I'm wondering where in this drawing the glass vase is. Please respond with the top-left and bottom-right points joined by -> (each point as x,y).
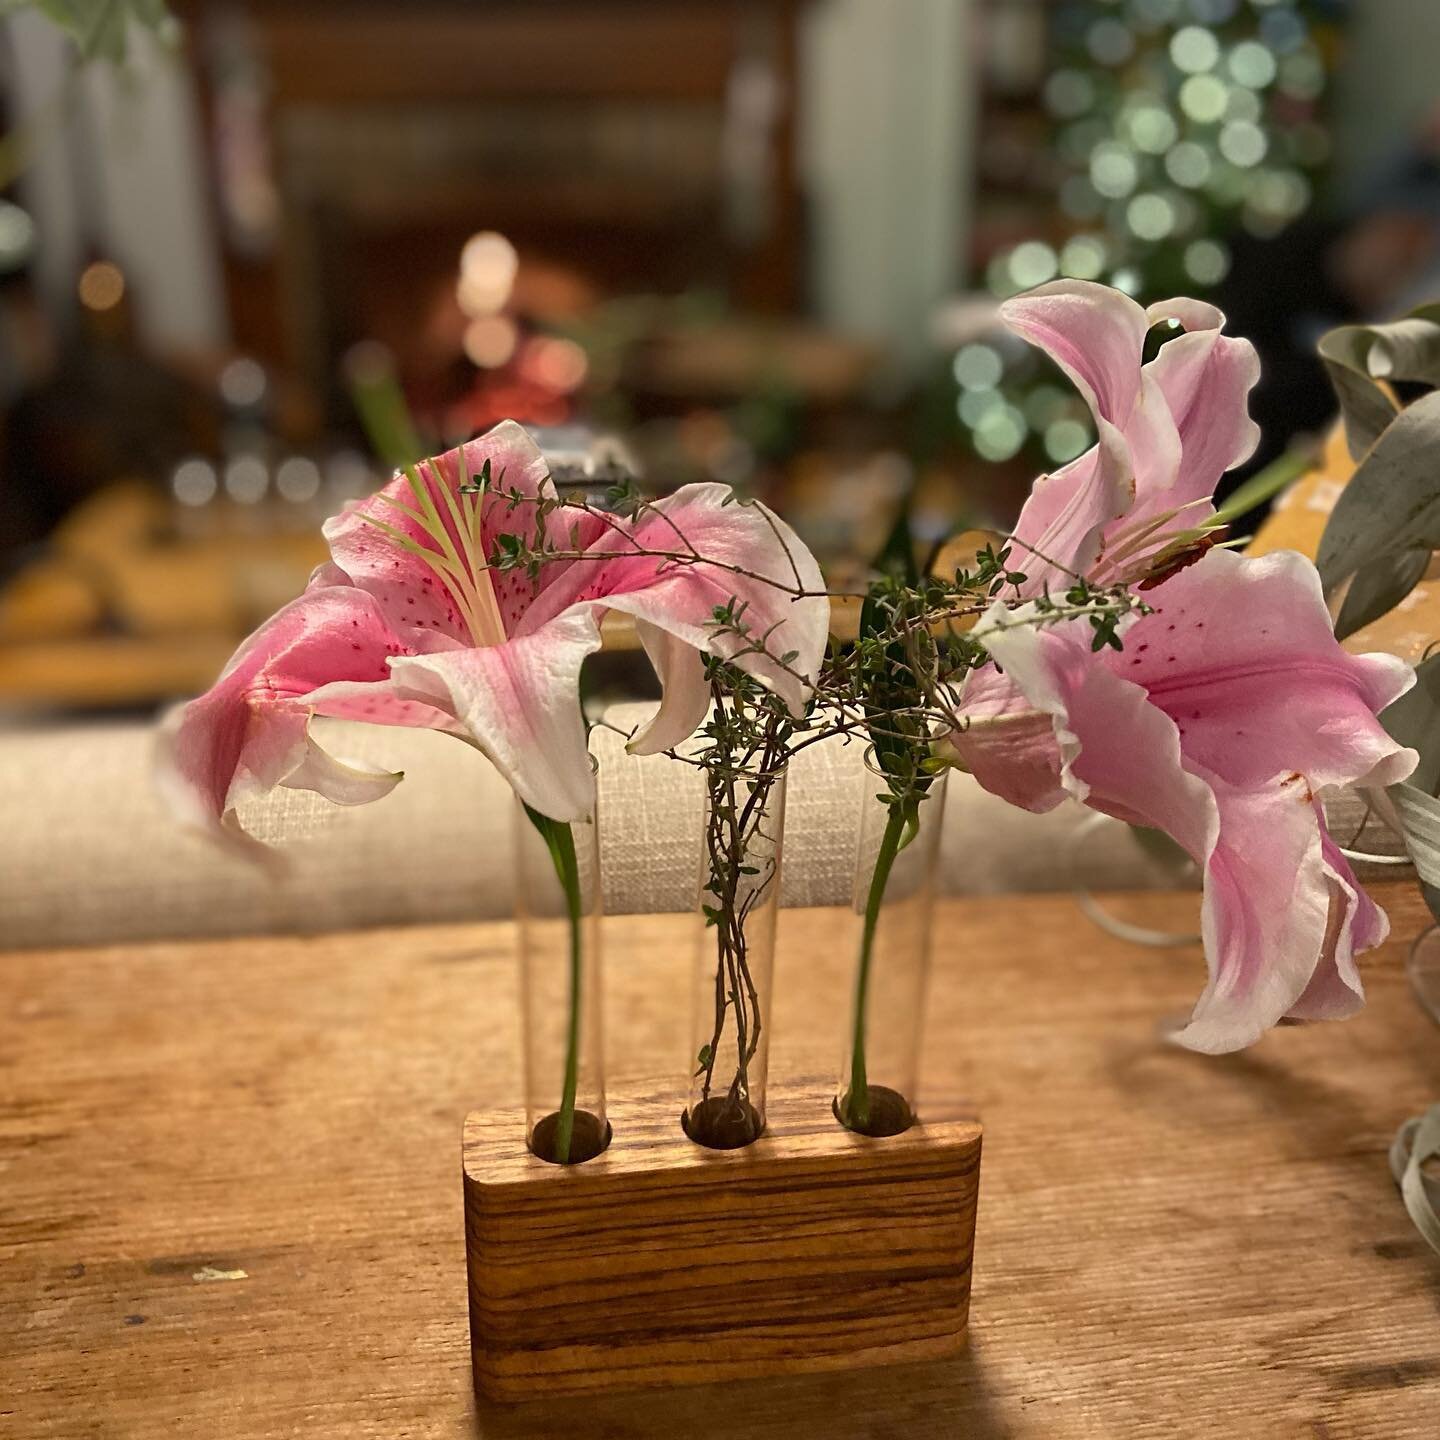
685,766 -> 787,1150
836,765 -> 948,1137
515,788 -> 608,1164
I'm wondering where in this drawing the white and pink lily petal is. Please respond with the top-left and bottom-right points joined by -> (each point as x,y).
319,423 -> 826,820
999,280 -> 1260,593
948,548 -> 1415,1052
154,584 -> 435,860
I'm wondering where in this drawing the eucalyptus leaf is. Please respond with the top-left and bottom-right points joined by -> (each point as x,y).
1381,651 -> 1440,786
1316,390 -> 1440,593
1386,782 -> 1440,890
1390,1107 -> 1440,1258
1332,546 -> 1430,640
1318,323 -> 1401,461
1371,649 -> 1440,921
1365,304 -> 1440,386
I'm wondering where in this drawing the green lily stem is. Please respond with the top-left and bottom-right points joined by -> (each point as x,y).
524,806 -> 585,1165
846,804 -> 908,1133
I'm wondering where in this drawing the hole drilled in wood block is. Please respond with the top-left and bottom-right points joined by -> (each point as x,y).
462,1081 -> 982,1401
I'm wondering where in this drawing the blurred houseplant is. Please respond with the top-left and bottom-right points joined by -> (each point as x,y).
1266,300 -> 1440,1253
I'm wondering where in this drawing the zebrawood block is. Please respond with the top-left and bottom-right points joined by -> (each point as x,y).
462,1082 -> 982,1401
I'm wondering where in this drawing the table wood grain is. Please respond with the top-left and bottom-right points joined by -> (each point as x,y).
4,889 -> 1440,1438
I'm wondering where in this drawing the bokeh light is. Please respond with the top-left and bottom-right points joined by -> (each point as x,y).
1060,234 -> 1108,280
1091,142 -> 1140,198
1009,240 -> 1060,289
1219,120 -> 1268,168
1179,74 -> 1228,123
219,357 -> 266,409
0,201 -> 35,272
172,458 -> 218,507
1128,104 -> 1179,154
1164,140 -> 1213,188
973,404 -> 1028,461
953,343 -> 1005,390
275,456 -> 322,504
224,455 -> 268,505
463,315 -> 519,369
78,261 -> 125,312
957,387 -> 1003,428
457,231 -> 518,318
1170,26 -> 1221,74
1183,238 -> 1231,285
1227,40 -> 1277,89
1126,193 -> 1177,241
1044,418 -> 1091,465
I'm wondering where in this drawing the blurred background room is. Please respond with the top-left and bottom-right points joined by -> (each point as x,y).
2,0 -> 1439,940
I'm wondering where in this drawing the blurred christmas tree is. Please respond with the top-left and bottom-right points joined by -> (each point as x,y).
954,0 -> 1344,471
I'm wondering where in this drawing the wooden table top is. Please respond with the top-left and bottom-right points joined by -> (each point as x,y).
5,889 -> 1440,1438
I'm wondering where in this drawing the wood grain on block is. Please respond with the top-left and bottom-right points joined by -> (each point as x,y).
462,1083 -> 982,1400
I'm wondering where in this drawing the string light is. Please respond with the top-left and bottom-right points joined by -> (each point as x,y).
1091,142 -> 1140,198
973,405 -> 1028,462
276,456 -> 322,503
1220,120 -> 1268,168
1126,193 -> 1177,241
1170,26 -> 1221,74
958,387 -> 1003,428
1179,74 -> 1228,123
1009,241 -> 1060,289
1165,140 -> 1213,188
0,201 -> 34,272
172,458 -> 217,507
1184,238 -> 1231,285
1060,234 -> 1108,280
953,344 -> 1005,390
224,455 -> 268,504
1228,40 -> 1277,88
1128,105 -> 1179,154
1045,418 -> 1091,464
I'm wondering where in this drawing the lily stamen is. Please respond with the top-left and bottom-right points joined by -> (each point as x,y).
362,460 -> 508,647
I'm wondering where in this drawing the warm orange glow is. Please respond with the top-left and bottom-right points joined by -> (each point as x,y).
78,261 -> 125,312
463,315 -> 518,369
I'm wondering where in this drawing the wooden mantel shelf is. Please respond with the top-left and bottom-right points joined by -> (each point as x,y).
3,888 -> 1439,1436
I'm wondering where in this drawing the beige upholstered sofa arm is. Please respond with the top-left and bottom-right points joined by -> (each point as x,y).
0,706 -> 1181,951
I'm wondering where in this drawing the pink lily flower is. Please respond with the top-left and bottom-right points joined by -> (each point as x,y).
1000,278 -> 1260,594
158,421 -> 826,849
948,283 -> 1416,1052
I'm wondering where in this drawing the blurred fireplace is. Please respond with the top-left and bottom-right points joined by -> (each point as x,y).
180,0 -> 805,409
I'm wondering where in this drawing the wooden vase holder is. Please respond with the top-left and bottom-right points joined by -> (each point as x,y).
461,1081 -> 982,1401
